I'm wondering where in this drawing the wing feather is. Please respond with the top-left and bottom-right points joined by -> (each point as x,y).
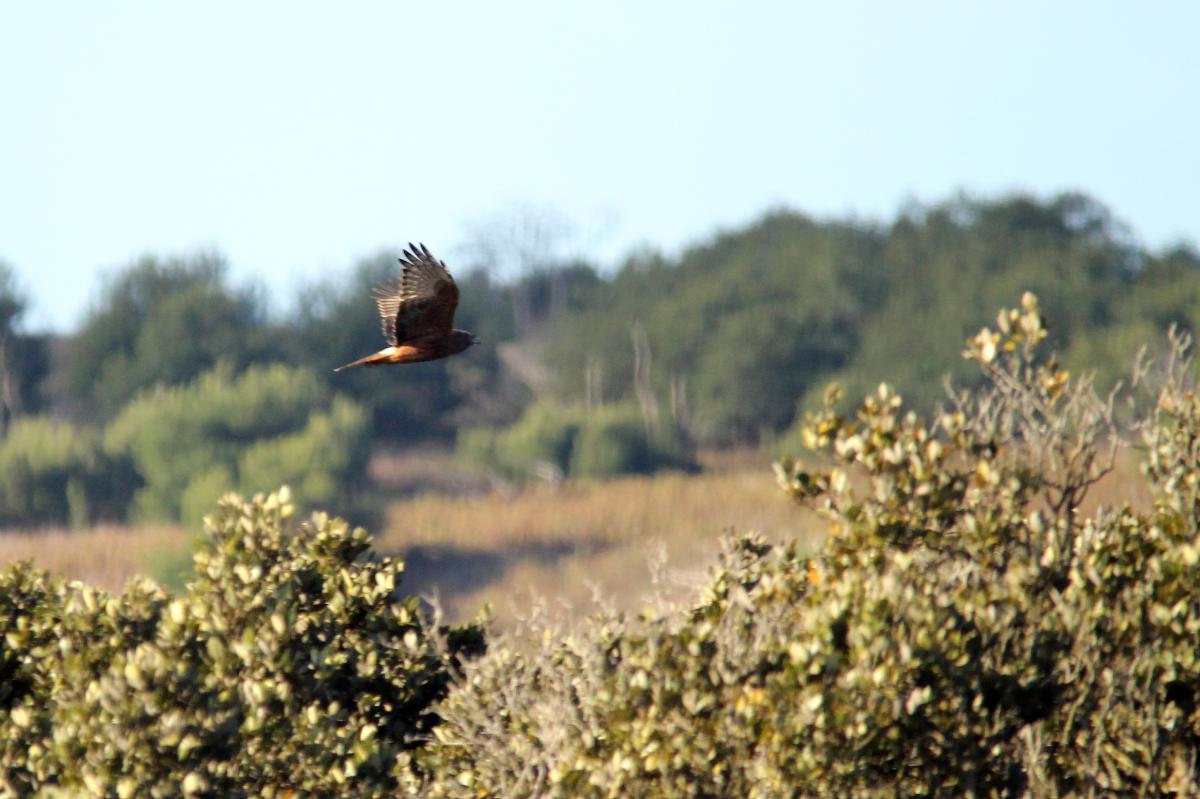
372,243 -> 459,345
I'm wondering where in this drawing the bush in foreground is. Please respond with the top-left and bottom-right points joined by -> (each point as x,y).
0,487 -> 483,797
416,294 -> 1200,797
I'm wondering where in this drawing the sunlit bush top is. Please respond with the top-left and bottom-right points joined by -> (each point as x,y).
0,487 -> 484,797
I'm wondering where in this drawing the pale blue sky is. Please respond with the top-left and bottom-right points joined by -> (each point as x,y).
2,2 -> 1197,331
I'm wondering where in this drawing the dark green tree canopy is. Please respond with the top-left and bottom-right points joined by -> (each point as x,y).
60,252 -> 268,419
0,262 -> 49,430
538,192 -> 1200,442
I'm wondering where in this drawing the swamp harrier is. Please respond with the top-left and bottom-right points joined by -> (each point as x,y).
334,243 -> 478,372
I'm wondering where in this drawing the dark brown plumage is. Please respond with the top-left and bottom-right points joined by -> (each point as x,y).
334,243 -> 478,372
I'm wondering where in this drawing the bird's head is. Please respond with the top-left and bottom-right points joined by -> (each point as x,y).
448,329 -> 480,355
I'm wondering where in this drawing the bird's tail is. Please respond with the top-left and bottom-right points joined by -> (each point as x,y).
333,350 -> 391,372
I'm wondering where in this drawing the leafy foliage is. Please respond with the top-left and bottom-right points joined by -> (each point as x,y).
544,194 -> 1200,442
0,416 -> 134,527
414,295 -> 1200,797
0,262 -> 49,429
457,401 -> 693,482
457,402 -> 578,481
59,253 -> 269,419
542,214 -> 876,441
0,488 -> 485,797
104,363 -> 369,523
567,405 -> 671,479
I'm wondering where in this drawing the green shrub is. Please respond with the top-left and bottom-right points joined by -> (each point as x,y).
454,427 -> 501,476
416,533 -> 815,799
0,487 -> 485,797
416,294 -> 1200,797
567,406 -> 649,478
458,401 -> 693,481
59,252 -> 270,419
0,416 -> 135,527
497,402 -> 581,479
569,404 -> 693,479
104,362 -> 369,523
179,465 -> 235,530
236,397 -> 369,507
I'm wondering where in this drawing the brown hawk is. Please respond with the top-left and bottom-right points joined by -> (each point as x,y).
334,243 -> 478,372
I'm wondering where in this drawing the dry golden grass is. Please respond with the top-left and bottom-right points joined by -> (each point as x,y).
370,448 -> 1157,626
1083,448 -> 1155,514
377,468 -> 822,624
0,449 -> 1154,627
0,467 -> 818,625
381,469 -> 809,549
368,447 -> 493,496
0,523 -> 190,592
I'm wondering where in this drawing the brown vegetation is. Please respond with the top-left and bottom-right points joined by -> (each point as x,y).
0,523 -> 188,592
380,466 -> 818,623
0,463 -> 817,624
0,446 -> 1152,625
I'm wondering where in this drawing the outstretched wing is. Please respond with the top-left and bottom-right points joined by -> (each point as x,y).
372,243 -> 459,345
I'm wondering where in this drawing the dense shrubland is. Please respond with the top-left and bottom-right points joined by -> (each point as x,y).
3,192 -> 1200,517
416,295 -> 1200,797
5,295 -> 1200,795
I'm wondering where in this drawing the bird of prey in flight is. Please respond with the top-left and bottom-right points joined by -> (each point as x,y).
334,243 -> 478,372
